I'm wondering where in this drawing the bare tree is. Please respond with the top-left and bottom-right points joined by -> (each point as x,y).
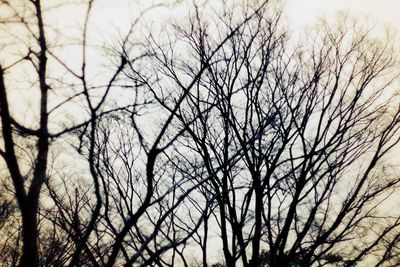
159,7 -> 400,267
1,1 -> 400,267
0,0 -> 139,265
0,0 -> 269,266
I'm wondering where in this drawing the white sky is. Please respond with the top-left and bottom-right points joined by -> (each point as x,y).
286,0 -> 400,30
2,0 -> 399,141
2,0 -> 400,151
95,0 -> 400,32
55,0 -> 400,38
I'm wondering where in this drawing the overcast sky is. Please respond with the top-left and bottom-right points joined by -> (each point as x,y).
286,0 -> 400,30
40,0 -> 400,54
3,0 -> 400,130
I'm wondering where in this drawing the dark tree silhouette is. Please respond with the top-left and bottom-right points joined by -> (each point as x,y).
0,0 -> 144,265
154,7 -> 400,267
1,1 -> 400,267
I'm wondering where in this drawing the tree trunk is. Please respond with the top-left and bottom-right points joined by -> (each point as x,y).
19,203 -> 39,267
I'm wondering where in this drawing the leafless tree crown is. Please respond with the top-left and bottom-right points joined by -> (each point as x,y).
0,1 -> 400,266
